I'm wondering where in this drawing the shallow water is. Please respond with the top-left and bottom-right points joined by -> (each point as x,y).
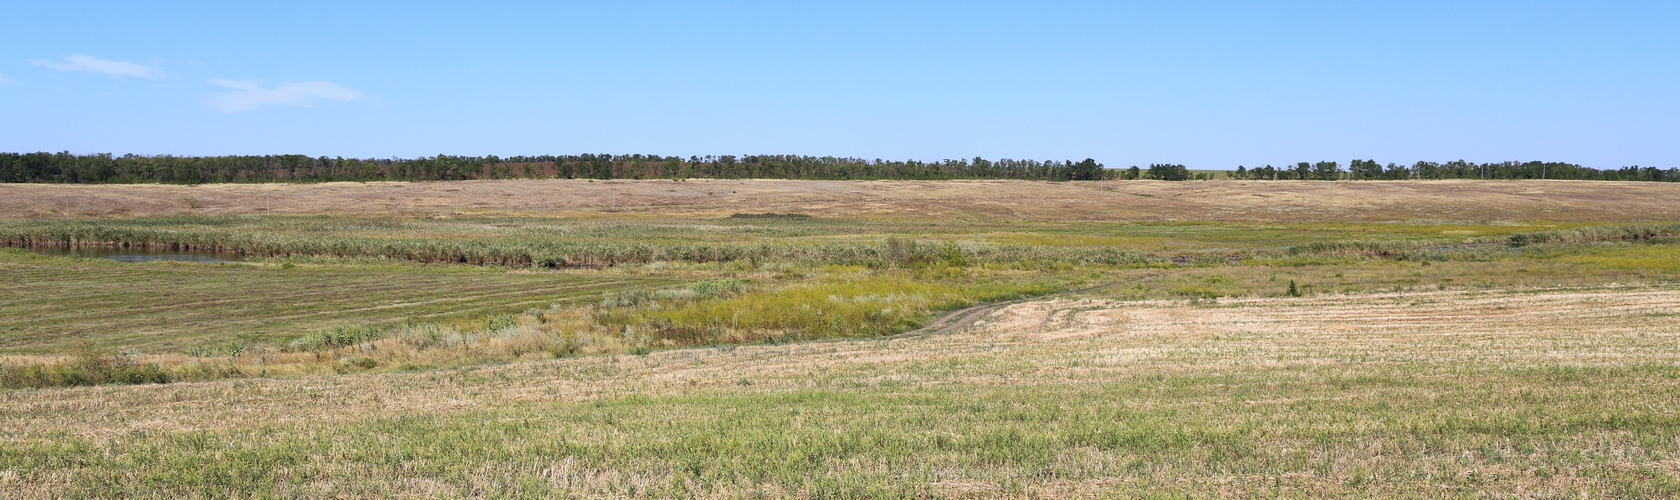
21,246 -> 245,263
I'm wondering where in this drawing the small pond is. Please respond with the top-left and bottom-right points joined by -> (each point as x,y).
20,246 -> 245,263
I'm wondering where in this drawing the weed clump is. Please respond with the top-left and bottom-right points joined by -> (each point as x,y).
0,344 -> 172,389
287,325 -> 390,351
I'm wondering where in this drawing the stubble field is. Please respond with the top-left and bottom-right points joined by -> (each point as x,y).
4,285 -> 1677,497
5,178 -> 1680,222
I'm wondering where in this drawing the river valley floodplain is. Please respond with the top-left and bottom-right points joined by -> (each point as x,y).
2,179 -> 1678,497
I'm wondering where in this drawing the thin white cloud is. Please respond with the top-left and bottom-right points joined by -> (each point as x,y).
208,79 -> 364,113
29,54 -> 162,79
0,72 -> 14,84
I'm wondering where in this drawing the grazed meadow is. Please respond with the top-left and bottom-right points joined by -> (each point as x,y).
2,179 -> 1679,497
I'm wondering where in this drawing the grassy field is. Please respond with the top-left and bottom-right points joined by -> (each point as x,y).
0,249 -> 677,354
3,179 -> 1679,497
4,214 -> 1671,360
2,285 -> 1676,497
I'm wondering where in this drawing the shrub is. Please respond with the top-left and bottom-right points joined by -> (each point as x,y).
287,325 -> 389,351
0,345 -> 173,389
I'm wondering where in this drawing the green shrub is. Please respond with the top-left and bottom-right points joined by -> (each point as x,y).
0,345 -> 173,389
287,325 -> 389,351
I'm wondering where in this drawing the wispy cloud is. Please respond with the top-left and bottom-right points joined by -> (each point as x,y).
0,72 -> 14,84
29,54 -> 162,79
208,79 -> 364,113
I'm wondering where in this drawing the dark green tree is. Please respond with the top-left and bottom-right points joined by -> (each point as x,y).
1068,158 -> 1103,180
1146,163 -> 1190,181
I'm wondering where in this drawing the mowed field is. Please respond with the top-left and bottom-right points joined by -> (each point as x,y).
4,179 -> 1680,497
6,178 -> 1680,222
0,250 -> 673,353
3,285 -> 1676,497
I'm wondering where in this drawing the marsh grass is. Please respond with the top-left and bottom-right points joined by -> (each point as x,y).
0,343 -> 215,389
1509,222 -> 1680,246
0,216 -> 1162,268
3,216 -> 1614,270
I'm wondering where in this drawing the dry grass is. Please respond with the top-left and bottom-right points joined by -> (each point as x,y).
3,285 -> 1676,497
5,178 -> 1680,222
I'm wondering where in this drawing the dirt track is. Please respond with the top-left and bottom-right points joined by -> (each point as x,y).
4,178 -> 1679,222
904,278 -> 1154,338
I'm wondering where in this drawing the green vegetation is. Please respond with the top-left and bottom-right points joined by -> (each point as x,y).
0,216 -> 1631,270
4,216 -> 1679,389
0,216 -> 1161,268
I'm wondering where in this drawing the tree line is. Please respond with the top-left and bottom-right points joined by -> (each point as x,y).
1234,159 -> 1678,182
0,152 -> 1111,184
0,152 -> 1670,183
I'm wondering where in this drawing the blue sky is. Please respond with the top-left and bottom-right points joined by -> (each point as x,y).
2,1 -> 1675,169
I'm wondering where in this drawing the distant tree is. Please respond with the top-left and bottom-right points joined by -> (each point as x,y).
1312,161 -> 1342,180
1348,159 -> 1382,179
1292,162 -> 1312,180
1147,163 -> 1190,181
1068,158 -> 1103,181
1446,159 -> 1474,179
1383,162 -> 1410,180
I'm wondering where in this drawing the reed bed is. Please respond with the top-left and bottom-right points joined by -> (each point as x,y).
0,219 -> 1161,268
1508,222 -> 1680,246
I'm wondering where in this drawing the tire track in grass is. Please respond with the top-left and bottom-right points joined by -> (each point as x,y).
11,277 -> 650,335
901,274 -> 1162,338
6,280 -> 623,337
0,263 -> 483,308
238,278 -> 666,325
10,269 -> 628,321
1,258 -> 673,352
3,282 -> 655,353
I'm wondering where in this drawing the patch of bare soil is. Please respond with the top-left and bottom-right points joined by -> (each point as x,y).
3,179 -> 1678,222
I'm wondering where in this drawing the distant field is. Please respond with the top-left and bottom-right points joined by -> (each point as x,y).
0,249 -> 674,354
5,178 -> 1680,222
